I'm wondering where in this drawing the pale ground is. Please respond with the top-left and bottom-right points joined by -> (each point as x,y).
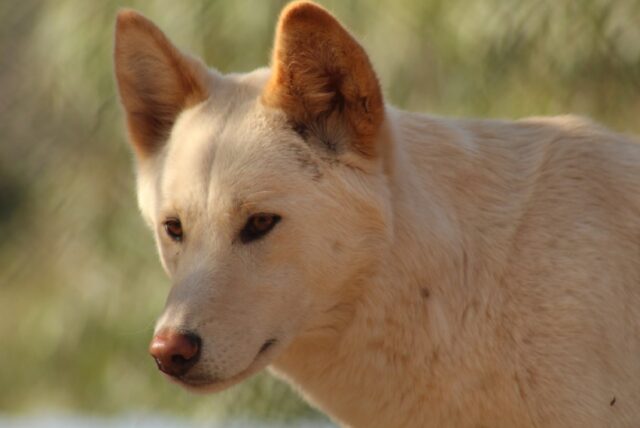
0,414 -> 336,428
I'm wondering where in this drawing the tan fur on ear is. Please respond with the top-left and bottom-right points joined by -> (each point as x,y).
263,1 -> 384,158
114,10 -> 209,158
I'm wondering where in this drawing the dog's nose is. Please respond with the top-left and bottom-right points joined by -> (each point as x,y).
149,329 -> 201,377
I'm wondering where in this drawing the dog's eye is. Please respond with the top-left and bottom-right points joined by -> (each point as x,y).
163,218 -> 183,242
240,213 -> 281,243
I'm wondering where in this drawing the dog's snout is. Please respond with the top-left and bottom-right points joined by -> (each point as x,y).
149,329 -> 201,377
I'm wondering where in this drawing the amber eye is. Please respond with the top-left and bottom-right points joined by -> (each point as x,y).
240,213 -> 281,243
163,218 -> 183,242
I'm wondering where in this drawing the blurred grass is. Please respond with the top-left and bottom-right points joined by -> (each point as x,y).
1,0 -> 639,423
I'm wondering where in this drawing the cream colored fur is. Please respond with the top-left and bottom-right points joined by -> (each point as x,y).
115,3 -> 640,428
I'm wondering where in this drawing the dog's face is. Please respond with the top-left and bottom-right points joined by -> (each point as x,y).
115,1 -> 389,391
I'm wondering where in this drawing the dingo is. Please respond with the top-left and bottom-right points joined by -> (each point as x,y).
114,2 -> 640,427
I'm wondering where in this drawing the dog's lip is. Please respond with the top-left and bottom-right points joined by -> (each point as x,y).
174,338 -> 280,392
258,338 -> 277,354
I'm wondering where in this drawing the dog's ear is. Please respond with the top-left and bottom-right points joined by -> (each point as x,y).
114,10 -> 209,158
263,1 -> 384,158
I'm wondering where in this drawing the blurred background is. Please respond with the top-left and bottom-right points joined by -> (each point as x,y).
1,0 -> 639,426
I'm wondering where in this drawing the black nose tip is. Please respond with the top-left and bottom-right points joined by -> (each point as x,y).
149,329 -> 202,377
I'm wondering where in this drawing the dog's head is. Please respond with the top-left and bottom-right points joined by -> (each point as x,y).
114,1 -> 391,391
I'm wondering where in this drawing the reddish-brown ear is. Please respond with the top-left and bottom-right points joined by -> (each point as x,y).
114,10 -> 209,158
263,1 -> 384,158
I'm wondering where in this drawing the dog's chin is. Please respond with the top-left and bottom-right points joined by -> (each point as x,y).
169,339 -> 281,394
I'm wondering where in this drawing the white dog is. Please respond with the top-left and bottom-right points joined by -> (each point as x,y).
114,2 -> 640,427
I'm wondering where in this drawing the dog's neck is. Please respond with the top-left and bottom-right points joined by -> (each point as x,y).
270,109 -> 525,427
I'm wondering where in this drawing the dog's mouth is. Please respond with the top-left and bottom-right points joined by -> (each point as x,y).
258,338 -> 277,354
171,338 -> 280,393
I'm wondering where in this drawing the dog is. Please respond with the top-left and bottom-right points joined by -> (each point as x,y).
114,2 -> 640,427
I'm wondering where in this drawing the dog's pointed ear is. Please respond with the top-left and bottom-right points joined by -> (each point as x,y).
114,10 -> 209,158
263,1 -> 384,158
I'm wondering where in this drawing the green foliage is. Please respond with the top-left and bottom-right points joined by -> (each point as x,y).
1,0 -> 639,422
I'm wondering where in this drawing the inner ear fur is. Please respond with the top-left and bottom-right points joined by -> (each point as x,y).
263,1 -> 384,158
114,10 -> 209,158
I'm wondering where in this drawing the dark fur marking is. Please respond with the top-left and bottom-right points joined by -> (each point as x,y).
289,113 -> 346,159
420,287 -> 430,299
292,122 -> 309,140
